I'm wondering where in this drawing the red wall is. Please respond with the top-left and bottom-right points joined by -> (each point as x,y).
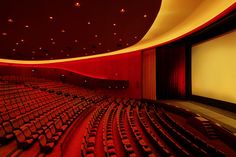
0,51 -> 142,98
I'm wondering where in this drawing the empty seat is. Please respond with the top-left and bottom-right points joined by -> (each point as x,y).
14,130 -> 34,149
0,125 -> 14,144
38,135 -> 55,153
45,128 -> 59,142
22,126 -> 39,140
55,119 -> 68,132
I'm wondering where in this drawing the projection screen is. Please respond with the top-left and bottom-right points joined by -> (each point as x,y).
192,29 -> 236,104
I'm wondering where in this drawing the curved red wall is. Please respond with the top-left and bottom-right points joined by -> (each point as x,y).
0,51 -> 142,98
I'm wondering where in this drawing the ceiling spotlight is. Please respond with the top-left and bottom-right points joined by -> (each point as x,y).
39,47 -> 42,50
87,21 -> 91,25
8,18 -> 14,23
98,42 -> 102,45
94,34 -> 98,38
25,25 -> 29,28
21,39 -> 24,42
74,40 -> 78,43
107,49 -> 110,52
16,42 -> 19,45
60,50 -> 64,53
66,54 -> 70,57
74,2 -> 80,7
49,16 -> 54,20
119,38 -> 122,41
134,36 -> 138,39
45,53 -> 48,56
144,14 -> 147,18
12,48 -> 16,52
83,47 -> 86,50
113,23 -> 116,26
50,57 -> 53,59
113,32 -> 117,35
120,8 -> 125,13
32,51 -> 35,54
126,43 -> 129,46
50,38 -> 54,41
61,29 -> 66,33
52,41 -> 56,45
2,32 -> 7,36
32,57 -> 35,59
92,51 -> 95,53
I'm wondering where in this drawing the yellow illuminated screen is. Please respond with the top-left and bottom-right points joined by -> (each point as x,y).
192,30 -> 236,104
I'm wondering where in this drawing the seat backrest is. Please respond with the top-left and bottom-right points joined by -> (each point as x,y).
28,123 -> 37,132
14,130 -> 26,143
22,115 -> 30,123
3,122 -> 13,133
0,125 -> 6,137
38,135 -> 47,146
22,127 -> 32,138
45,129 -> 52,139
10,119 -> 20,129
49,125 -> 56,134
1,112 -> 10,121
55,119 -> 61,130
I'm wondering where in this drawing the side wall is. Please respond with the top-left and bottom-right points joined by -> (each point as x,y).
142,48 -> 156,100
0,51 -> 142,98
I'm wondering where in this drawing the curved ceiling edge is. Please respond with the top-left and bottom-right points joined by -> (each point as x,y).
0,0 -> 235,64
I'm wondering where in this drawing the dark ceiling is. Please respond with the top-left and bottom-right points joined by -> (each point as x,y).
0,0 -> 161,60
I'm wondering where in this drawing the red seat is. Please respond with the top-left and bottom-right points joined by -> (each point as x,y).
0,125 -> 14,144
14,130 -> 34,149
38,135 -> 54,153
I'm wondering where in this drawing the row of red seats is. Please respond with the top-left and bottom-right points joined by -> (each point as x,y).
126,105 -> 154,156
81,101 -> 110,156
103,103 -> 118,156
116,104 -> 136,156
136,105 -> 173,157
152,106 -> 209,156
156,107 -> 226,157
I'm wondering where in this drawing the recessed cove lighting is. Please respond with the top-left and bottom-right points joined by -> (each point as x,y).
8,18 -> 14,23
120,8 -> 125,13
74,2 -> 80,7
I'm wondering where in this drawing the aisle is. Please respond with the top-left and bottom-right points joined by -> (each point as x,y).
62,111 -> 94,157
